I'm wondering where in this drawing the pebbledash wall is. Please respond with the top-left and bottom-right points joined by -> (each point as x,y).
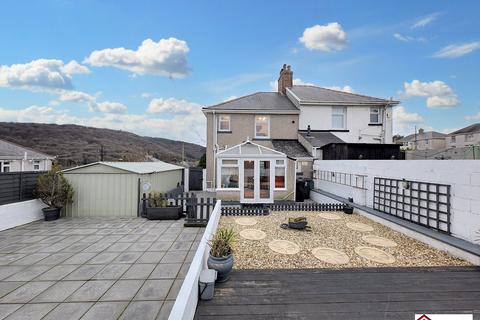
312,160 -> 480,244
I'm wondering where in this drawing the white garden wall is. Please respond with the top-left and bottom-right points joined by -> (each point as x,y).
313,160 -> 480,244
0,199 -> 46,231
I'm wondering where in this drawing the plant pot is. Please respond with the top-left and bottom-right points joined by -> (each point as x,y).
207,253 -> 234,283
343,206 -> 354,214
146,206 -> 182,220
42,207 -> 61,221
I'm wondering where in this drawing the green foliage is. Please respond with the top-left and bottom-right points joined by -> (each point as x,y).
198,153 -> 206,169
35,164 -> 74,208
209,228 -> 236,258
147,192 -> 169,207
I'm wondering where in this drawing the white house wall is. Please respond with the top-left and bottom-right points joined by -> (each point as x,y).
0,159 -> 51,172
312,160 -> 480,244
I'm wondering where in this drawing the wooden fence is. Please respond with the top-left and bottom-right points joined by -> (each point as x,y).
0,171 -> 45,205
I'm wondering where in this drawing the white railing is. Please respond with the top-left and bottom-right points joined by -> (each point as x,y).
168,200 -> 222,320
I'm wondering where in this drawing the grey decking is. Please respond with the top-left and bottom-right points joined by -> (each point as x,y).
195,267 -> 480,319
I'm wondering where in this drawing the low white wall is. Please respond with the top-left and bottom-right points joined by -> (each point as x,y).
169,200 -> 222,320
313,160 -> 480,244
0,199 -> 46,231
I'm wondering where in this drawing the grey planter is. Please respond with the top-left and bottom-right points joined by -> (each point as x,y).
207,253 -> 234,283
146,206 -> 182,220
42,207 -> 61,221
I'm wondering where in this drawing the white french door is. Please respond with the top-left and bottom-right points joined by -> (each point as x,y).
240,159 -> 273,203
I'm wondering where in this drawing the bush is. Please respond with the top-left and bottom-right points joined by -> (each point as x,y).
147,192 -> 169,207
35,164 -> 74,208
209,228 -> 236,258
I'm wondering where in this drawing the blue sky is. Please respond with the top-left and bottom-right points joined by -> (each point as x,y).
0,0 -> 479,145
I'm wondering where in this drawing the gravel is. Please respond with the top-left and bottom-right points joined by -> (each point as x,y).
219,210 -> 471,269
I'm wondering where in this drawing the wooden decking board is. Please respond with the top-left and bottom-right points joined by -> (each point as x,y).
195,267 -> 480,319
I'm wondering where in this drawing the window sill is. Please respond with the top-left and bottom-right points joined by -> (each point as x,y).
217,130 -> 232,134
368,123 -> 383,126
216,188 -> 240,191
253,137 -> 271,140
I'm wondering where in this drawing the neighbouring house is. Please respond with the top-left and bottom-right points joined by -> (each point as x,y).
400,129 -> 447,150
0,139 -> 54,172
62,161 -> 184,217
203,64 -> 399,204
446,123 -> 480,148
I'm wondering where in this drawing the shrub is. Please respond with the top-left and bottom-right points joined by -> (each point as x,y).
35,164 -> 74,208
147,192 -> 169,207
209,228 -> 236,257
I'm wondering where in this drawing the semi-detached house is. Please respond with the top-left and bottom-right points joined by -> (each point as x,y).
202,65 -> 399,204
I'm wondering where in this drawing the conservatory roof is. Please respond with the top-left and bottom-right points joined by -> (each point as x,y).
216,140 -> 286,158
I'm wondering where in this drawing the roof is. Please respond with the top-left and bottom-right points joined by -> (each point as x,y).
402,131 -> 447,142
271,140 -> 312,159
216,140 -> 285,158
450,123 -> 480,135
63,161 -> 184,174
203,92 -> 299,113
299,131 -> 345,148
288,85 -> 398,106
0,139 -> 54,160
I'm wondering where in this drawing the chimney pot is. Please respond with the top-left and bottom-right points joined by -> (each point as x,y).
277,64 -> 293,95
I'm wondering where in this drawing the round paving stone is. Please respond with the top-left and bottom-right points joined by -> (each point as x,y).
268,240 -> 300,255
354,246 -> 396,264
362,235 -> 397,248
346,222 -> 374,232
317,212 -> 342,220
240,229 -> 266,241
235,217 -> 257,226
312,247 -> 350,265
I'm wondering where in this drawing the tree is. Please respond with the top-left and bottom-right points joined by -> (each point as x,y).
198,153 -> 206,168
35,164 -> 74,209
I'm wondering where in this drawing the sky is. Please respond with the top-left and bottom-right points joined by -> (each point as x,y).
0,0 -> 479,146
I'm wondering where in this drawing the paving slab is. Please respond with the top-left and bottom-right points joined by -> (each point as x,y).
4,303 -> 57,320
80,302 -> 128,320
42,302 -> 93,320
66,280 -> 115,302
134,279 -> 173,301
100,280 -> 144,301
119,301 -> 162,320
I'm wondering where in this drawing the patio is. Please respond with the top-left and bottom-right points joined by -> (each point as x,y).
0,217 -> 203,320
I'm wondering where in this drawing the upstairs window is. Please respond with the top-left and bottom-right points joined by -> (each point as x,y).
255,116 -> 270,138
34,160 -> 40,171
466,134 -> 474,142
451,136 -> 456,143
332,107 -> 346,129
1,161 -> 10,173
370,107 -> 382,124
218,115 -> 231,132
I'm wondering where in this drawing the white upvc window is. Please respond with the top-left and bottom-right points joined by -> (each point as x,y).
218,115 -> 231,132
332,107 -> 346,129
1,161 -> 10,173
255,115 -> 270,138
466,134 -> 474,142
274,159 -> 286,190
219,159 -> 239,189
33,160 -> 40,171
451,136 -> 456,143
370,107 -> 382,124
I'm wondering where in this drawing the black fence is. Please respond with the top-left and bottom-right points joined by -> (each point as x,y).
373,177 -> 451,234
221,207 -> 270,216
321,143 -> 405,160
0,171 -> 45,205
269,202 -> 345,212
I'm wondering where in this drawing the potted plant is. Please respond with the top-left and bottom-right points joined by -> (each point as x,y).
207,228 -> 236,283
144,192 -> 182,220
343,204 -> 354,214
35,164 -> 74,221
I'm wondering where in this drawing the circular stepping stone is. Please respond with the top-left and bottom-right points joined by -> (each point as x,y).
354,246 -> 395,264
318,212 -> 341,220
312,247 -> 350,265
346,222 -> 374,232
362,235 -> 397,248
235,217 -> 257,226
268,240 -> 300,255
240,229 -> 266,241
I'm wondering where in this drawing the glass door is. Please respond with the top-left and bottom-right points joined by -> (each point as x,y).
241,160 -> 273,203
243,160 -> 255,202
259,160 -> 271,200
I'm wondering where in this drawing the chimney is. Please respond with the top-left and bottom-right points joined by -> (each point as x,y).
277,64 -> 293,95
418,128 -> 424,135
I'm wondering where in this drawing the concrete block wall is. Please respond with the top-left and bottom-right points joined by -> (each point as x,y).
313,160 -> 480,244
0,199 -> 46,231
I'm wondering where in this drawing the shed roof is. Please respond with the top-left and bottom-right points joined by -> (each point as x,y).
271,140 -> 312,159
63,161 -> 184,174
0,139 -> 54,160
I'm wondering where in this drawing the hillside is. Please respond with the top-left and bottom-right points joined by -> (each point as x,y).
0,122 -> 205,167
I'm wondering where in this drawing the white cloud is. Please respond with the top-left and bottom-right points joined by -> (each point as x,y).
269,78 -> 353,93
97,101 -> 127,113
57,90 -> 127,113
147,97 -> 202,115
403,80 -> 459,108
393,33 -> 426,43
412,12 -> 440,28
392,106 -> 424,135
84,38 -> 190,77
299,22 -> 347,51
433,42 -> 480,58
0,59 -> 90,92
465,112 -> 480,121
140,92 -> 155,98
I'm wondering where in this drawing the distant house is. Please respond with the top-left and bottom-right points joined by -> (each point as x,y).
400,129 -> 446,150
0,139 -> 54,172
446,123 -> 480,148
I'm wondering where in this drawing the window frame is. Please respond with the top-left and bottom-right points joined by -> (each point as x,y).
254,115 -> 270,139
218,115 -> 231,132
217,158 -> 240,190
369,107 -> 382,124
466,134 -> 474,142
451,136 -> 456,143
1,161 -> 10,173
33,160 -> 40,171
331,107 -> 347,129
274,159 -> 287,190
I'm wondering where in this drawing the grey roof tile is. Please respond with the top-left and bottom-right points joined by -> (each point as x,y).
0,139 -> 54,160
271,140 -> 312,158
203,92 -> 298,112
450,123 -> 480,135
298,131 -> 345,148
